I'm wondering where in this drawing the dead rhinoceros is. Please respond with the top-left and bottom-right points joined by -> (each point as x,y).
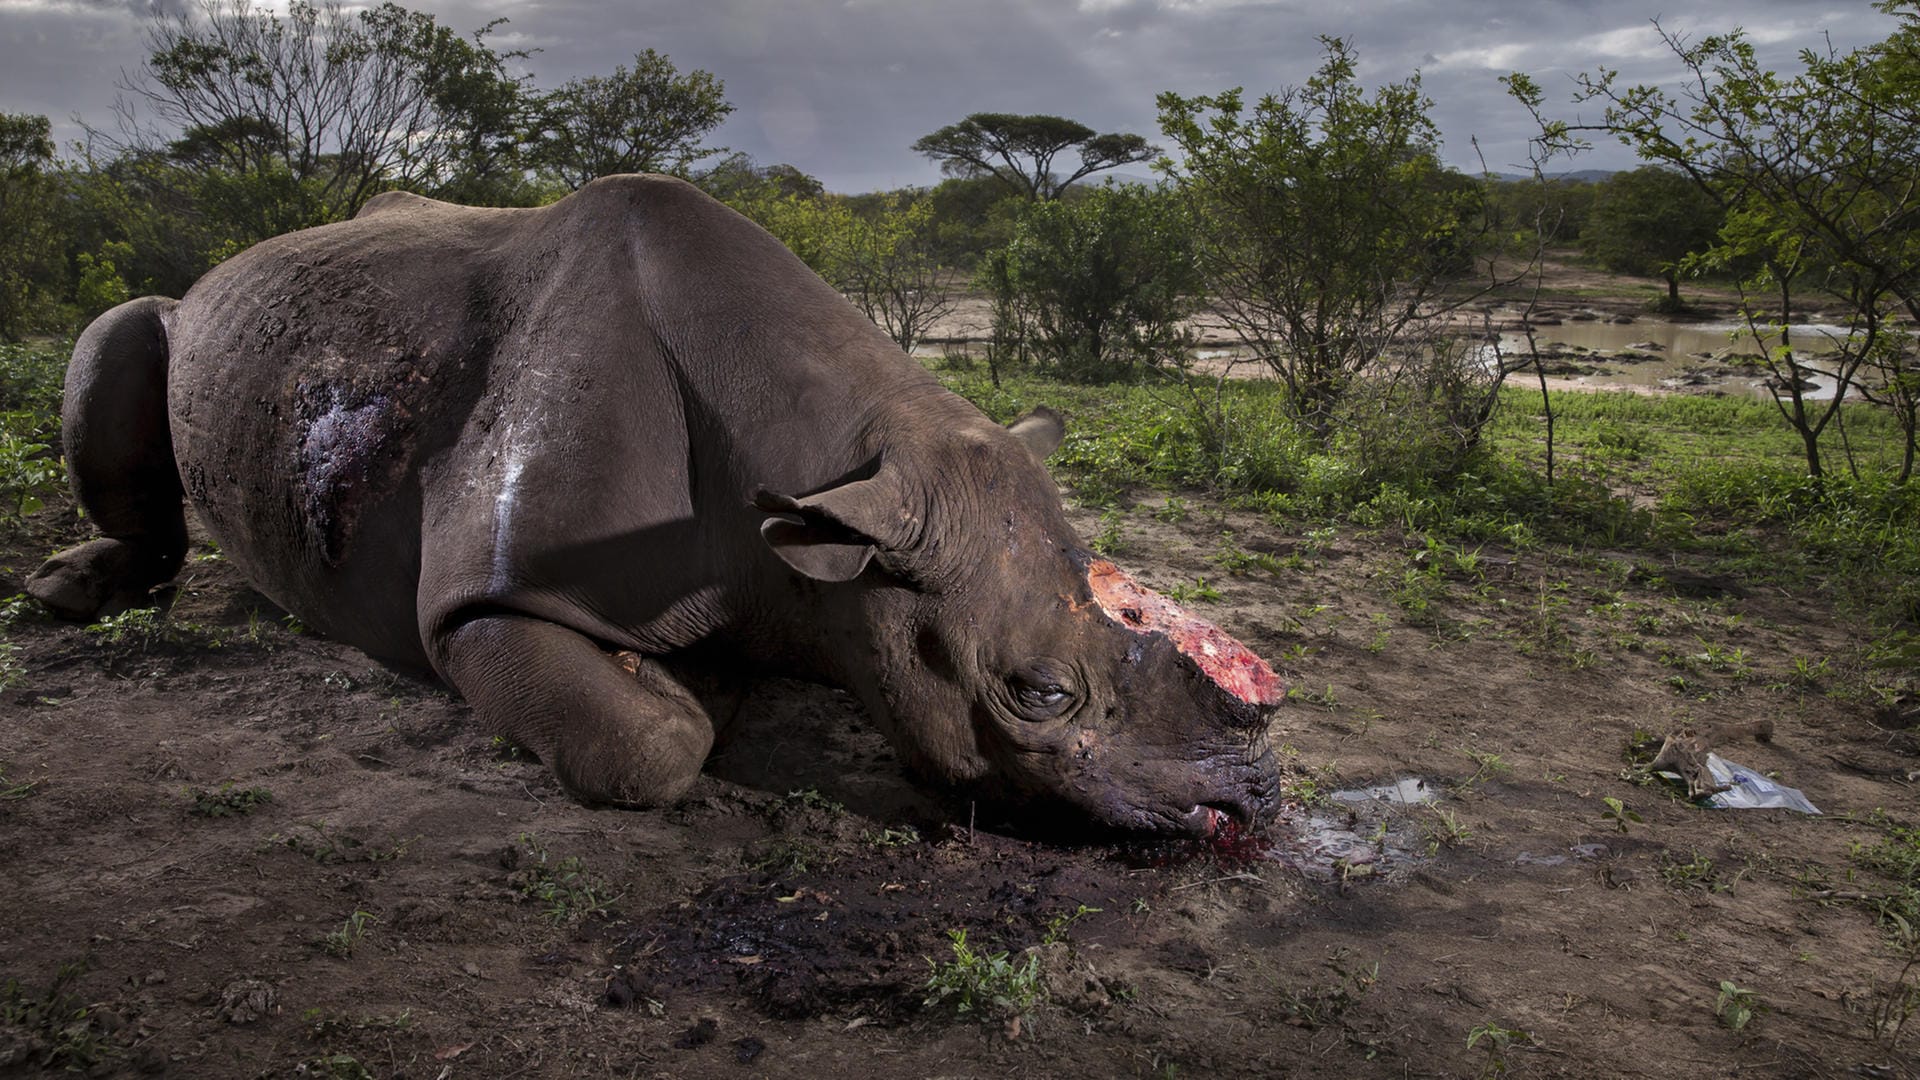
27,175 -> 1283,838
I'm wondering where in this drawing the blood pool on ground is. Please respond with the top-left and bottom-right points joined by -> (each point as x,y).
1081,558 -> 1284,706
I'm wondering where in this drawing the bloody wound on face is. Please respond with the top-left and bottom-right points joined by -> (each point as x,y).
1081,558 -> 1284,706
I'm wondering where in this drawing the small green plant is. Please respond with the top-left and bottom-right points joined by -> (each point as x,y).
1042,904 -> 1101,946
0,640 -> 22,693
1167,577 -> 1223,604
1516,578 -> 1575,658
1660,851 -> 1733,893
301,1007 -> 413,1040
1850,813 -> 1920,925
1091,509 -> 1127,555
783,787 -> 845,815
1364,612 -> 1392,653
319,911 -> 376,958
1787,654 -> 1831,687
1456,747 -> 1512,793
1693,638 -> 1752,678
1465,1022 -> 1532,1078
1277,948 -> 1378,1029
1621,727 -> 1664,773
749,837 -> 831,874
268,822 -> 414,864
922,929 -> 1044,1020
1715,980 -> 1760,1031
513,835 -> 620,924
83,608 -> 162,645
1282,775 -> 1328,807
1423,807 -> 1472,854
0,762 -> 38,801
1858,914 -> 1919,1050
1600,796 -> 1644,833
1287,682 -> 1340,709
0,592 -> 43,628
0,962 -> 115,1071
863,824 -> 922,847
1216,534 -> 1288,577
187,783 -> 273,818
1389,563 -> 1446,624
0,431 -> 63,520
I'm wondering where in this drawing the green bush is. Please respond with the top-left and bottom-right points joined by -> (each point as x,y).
989,183 -> 1202,382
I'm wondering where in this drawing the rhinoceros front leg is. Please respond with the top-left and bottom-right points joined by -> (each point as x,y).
435,614 -> 715,806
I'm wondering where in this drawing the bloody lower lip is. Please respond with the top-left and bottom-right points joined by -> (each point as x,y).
1198,805 -> 1226,837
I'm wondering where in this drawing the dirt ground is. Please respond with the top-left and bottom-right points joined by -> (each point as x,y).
3,460 -> 1917,1078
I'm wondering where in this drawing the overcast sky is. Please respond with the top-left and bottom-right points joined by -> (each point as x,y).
0,0 -> 1900,192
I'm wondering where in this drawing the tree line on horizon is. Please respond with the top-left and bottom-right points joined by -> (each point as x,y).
1,0 -> 1917,486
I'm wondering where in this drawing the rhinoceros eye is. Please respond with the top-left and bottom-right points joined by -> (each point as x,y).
1009,665 -> 1077,719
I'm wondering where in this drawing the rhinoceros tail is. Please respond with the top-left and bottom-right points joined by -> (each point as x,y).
24,297 -> 188,619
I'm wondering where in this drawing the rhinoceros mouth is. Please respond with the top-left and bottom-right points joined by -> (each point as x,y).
1130,798 -> 1259,840
1185,805 -> 1230,838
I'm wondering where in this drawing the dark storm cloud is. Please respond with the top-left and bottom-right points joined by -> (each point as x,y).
0,0 -> 1901,189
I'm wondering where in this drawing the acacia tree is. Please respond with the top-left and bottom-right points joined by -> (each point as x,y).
1510,1 -> 1920,482
121,0 -> 530,235
912,113 -> 1155,201
530,49 -> 732,189
1157,38 -> 1490,444
1581,166 -> 1722,310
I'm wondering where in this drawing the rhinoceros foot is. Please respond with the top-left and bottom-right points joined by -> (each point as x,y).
26,538 -> 165,620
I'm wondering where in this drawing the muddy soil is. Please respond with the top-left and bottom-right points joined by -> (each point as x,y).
4,479 -> 1917,1079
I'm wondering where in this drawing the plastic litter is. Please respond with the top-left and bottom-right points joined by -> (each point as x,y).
1695,753 -> 1821,814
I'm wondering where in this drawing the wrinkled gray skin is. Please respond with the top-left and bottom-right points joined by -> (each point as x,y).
27,175 -> 1280,838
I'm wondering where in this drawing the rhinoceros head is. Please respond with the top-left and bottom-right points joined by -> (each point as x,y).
755,407 -> 1283,839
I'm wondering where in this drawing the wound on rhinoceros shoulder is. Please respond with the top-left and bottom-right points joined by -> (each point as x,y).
1079,555 -> 1284,706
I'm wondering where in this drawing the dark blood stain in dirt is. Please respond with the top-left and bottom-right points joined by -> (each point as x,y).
603,831 -> 1146,1020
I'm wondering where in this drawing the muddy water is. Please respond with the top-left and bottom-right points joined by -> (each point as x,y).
1499,312 -> 1852,400
1257,780 -> 1440,883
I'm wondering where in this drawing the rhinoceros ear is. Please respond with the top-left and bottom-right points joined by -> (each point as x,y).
1006,406 -> 1065,462
752,470 -> 920,583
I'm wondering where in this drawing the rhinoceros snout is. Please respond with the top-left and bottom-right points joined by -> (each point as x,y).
1186,745 -> 1282,834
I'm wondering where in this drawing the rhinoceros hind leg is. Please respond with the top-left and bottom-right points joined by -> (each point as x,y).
436,614 -> 715,806
27,296 -> 186,619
